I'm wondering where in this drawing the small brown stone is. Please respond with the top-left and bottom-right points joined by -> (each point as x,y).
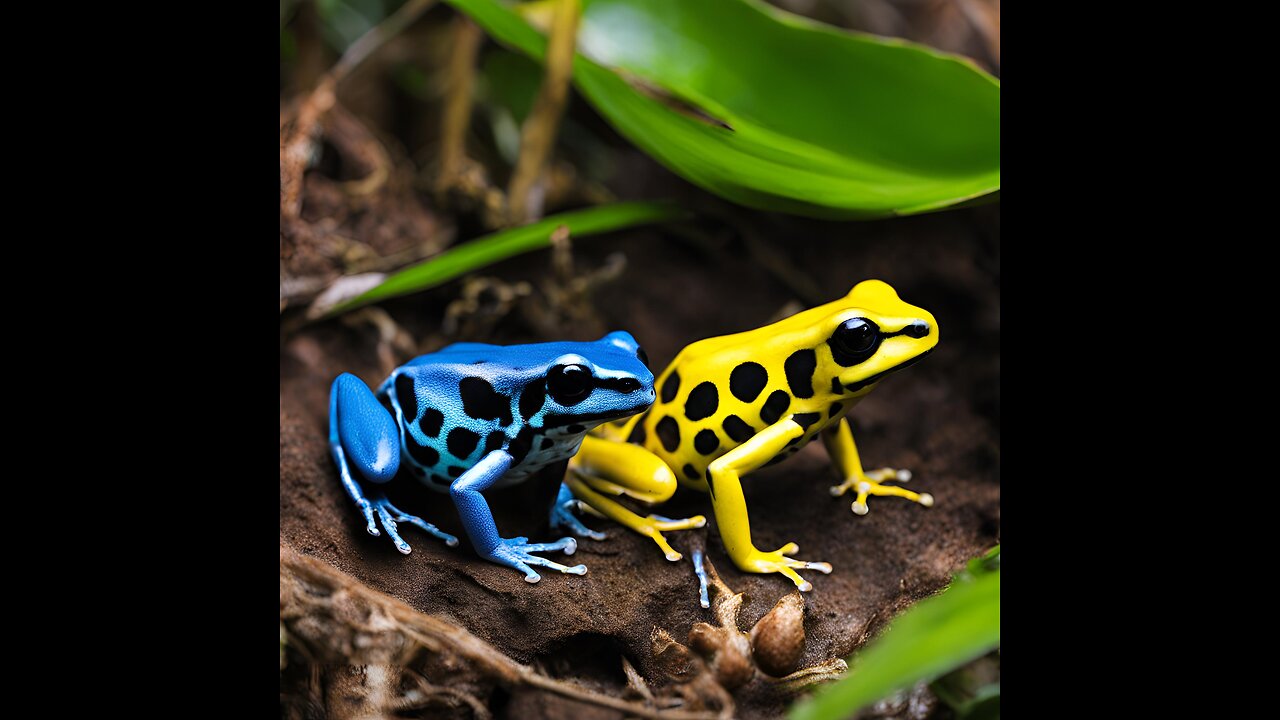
750,592 -> 805,677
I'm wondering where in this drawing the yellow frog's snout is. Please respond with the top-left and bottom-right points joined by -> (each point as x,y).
907,314 -> 939,349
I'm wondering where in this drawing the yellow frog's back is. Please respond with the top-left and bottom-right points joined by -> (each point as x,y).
609,280 -> 938,489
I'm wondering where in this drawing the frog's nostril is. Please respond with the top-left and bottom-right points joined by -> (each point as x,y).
904,321 -> 930,339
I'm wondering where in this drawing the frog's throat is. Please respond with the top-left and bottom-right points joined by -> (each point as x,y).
541,404 -> 654,428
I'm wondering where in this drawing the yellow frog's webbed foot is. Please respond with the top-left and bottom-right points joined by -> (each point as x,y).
565,474 -> 705,561
620,508 -> 708,562
829,467 -> 933,516
738,542 -> 833,592
641,512 -> 708,561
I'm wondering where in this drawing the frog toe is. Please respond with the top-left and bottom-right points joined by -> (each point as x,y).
784,558 -> 833,574
356,500 -> 380,537
519,537 -> 578,555
779,568 -> 812,592
773,561 -> 830,592
488,537 -> 589,581
647,513 -> 707,531
511,560 -> 541,584
369,495 -> 458,551
523,554 -> 588,576
692,548 -> 712,608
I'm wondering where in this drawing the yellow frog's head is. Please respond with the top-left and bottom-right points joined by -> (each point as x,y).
770,279 -> 939,402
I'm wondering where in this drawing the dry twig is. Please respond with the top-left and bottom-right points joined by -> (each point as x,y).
281,543 -> 724,719
521,225 -> 626,337
281,0 -> 438,218
505,0 -> 580,224
434,15 -> 501,217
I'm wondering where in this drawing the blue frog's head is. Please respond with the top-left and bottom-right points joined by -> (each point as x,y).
426,331 -> 656,439
532,330 -> 656,431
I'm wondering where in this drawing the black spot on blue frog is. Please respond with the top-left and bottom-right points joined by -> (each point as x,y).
328,331 -> 655,583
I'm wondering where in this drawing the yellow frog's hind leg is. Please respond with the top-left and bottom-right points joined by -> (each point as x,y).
563,434 -> 707,561
823,418 -> 933,515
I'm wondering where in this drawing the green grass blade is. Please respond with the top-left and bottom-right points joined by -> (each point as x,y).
326,201 -> 686,317
790,567 -> 1001,720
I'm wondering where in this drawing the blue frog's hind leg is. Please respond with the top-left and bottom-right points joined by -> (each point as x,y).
329,372 -> 457,553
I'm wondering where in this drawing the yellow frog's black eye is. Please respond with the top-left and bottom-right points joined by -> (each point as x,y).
830,318 -> 881,366
548,364 -> 593,405
636,347 -> 650,369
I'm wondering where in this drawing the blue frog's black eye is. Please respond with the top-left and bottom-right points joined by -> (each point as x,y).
830,317 -> 881,366
548,364 -> 593,405
636,346 -> 650,369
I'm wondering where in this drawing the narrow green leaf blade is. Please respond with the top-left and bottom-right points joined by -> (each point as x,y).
790,569 -> 1001,720
327,201 -> 685,316
445,0 -> 999,219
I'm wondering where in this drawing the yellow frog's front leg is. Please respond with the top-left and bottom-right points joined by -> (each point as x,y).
823,418 -> 933,515
707,417 -> 833,591
567,435 -> 707,561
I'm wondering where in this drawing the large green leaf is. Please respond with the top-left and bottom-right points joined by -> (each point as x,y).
326,201 -> 685,316
789,555 -> 1001,720
445,0 -> 999,219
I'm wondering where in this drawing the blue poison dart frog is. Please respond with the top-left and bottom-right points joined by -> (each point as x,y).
328,332 -> 657,583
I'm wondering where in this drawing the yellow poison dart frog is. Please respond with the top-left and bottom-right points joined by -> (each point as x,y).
557,280 -> 939,595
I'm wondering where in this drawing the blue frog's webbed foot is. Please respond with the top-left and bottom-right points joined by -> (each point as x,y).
452,452 -> 587,583
369,494 -> 459,554
486,536 -> 587,583
549,483 -> 607,541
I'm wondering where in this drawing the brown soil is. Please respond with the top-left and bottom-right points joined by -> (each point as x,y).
280,196 -> 1000,718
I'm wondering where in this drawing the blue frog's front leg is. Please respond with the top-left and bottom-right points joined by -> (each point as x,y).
451,451 -> 587,583
329,373 -> 458,552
